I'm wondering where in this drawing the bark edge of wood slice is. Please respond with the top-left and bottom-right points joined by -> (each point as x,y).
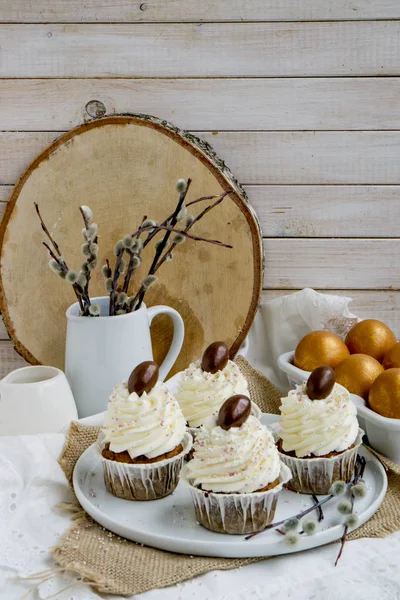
0,114 -> 263,377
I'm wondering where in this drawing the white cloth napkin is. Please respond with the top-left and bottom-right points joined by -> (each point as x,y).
246,288 -> 359,393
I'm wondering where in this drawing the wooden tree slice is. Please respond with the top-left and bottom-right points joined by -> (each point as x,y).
0,115 -> 262,376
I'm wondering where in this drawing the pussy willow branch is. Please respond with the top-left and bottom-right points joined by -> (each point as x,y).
43,245 -> 84,313
37,205 -> 90,312
187,190 -> 232,229
43,242 -> 63,268
151,178 -> 191,268
121,215 -> 147,295
137,216 -> 147,238
247,456 -> 367,548
109,249 -> 124,316
79,206 -> 97,305
155,191 -> 232,272
142,191 -> 232,244
334,496 -> 355,567
135,224 -> 232,248
34,203 -> 62,258
135,179 -> 192,309
186,193 -> 227,207
139,190 -> 231,252
143,194 -> 224,248
143,214 -> 170,248
141,190 -> 215,249
312,494 -> 324,522
129,283 -> 146,310
122,250 -> 137,295
335,456 -> 366,566
246,494 -> 335,541
40,217 -> 85,312
128,190 -> 233,304
79,206 -> 90,231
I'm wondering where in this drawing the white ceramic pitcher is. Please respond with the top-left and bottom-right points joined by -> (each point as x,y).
65,297 -> 184,418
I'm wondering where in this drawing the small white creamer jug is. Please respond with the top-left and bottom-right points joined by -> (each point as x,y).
0,365 -> 78,435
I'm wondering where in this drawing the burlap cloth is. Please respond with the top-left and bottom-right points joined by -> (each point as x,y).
53,356 -> 400,596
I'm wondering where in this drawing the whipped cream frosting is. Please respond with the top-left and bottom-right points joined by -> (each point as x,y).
186,415 -> 281,493
103,381 -> 186,460
279,382 -> 358,458
175,360 -> 249,428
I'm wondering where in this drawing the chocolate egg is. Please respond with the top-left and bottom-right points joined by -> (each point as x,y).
306,366 -> 335,400
128,361 -> 159,396
217,395 -> 251,430
201,341 -> 229,374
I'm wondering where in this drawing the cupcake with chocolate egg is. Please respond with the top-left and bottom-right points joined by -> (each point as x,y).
97,361 -> 192,501
176,341 -> 260,432
276,366 -> 363,495
185,395 -> 291,534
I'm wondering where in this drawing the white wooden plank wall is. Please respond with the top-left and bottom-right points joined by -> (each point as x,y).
0,1 -> 399,374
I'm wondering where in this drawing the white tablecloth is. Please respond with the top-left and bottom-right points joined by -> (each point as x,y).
2,290 -> 400,599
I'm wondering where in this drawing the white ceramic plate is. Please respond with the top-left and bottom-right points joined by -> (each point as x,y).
73,414 -> 387,558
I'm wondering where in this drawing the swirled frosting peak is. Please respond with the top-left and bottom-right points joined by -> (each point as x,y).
175,360 -> 249,428
186,415 -> 280,493
279,382 -> 358,458
103,381 -> 186,459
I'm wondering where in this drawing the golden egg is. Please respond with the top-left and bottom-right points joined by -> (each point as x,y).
294,330 -> 350,372
345,319 -> 397,362
383,342 -> 400,370
369,368 -> 400,419
334,354 -> 384,400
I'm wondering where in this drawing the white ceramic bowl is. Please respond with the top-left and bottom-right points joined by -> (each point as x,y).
351,395 -> 400,464
277,351 -> 309,388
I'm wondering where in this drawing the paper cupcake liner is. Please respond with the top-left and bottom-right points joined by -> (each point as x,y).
277,429 -> 364,495
187,463 -> 292,534
96,431 -> 192,501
